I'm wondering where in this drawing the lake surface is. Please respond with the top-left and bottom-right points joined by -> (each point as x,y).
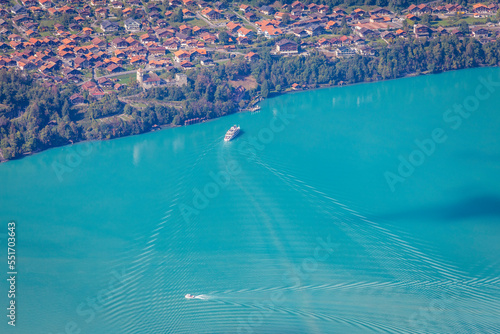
1,67 -> 500,333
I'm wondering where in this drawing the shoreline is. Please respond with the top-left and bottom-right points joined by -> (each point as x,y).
1,65 -> 496,164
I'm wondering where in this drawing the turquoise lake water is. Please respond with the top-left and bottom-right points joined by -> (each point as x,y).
1,67 -> 500,333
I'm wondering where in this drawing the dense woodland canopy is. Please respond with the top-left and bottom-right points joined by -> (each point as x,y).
250,36 -> 500,94
1,36 -> 500,160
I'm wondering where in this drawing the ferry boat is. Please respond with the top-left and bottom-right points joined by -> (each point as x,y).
224,125 -> 240,142
185,294 -> 195,299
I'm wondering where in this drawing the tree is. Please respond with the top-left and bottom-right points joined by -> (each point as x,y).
282,13 -> 290,25
459,21 -> 469,34
420,14 -> 430,26
261,80 -> 269,98
218,31 -> 230,45
173,8 -> 184,22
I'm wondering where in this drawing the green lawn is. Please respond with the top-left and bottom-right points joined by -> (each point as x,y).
244,24 -> 256,31
187,18 -> 209,28
113,72 -> 136,84
432,17 -> 492,27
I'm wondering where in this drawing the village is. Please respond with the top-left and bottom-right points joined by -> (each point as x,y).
0,0 -> 499,102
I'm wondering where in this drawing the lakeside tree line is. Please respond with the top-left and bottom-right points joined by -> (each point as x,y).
1,35 -> 500,160
247,36 -> 499,95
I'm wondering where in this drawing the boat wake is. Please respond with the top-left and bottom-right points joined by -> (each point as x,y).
185,294 -> 210,300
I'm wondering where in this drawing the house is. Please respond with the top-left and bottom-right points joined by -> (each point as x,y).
17,60 -> 37,70
435,26 -> 448,35
332,7 -> 347,15
124,18 -> 141,32
114,83 -> 125,91
111,37 -> 128,49
316,38 -> 330,48
62,67 -> 81,76
244,51 -> 259,62
262,25 -> 283,39
164,40 -> 179,50
182,8 -> 195,18
356,27 -> 376,38
148,46 -> 166,56
370,7 -> 392,16
335,46 -> 355,57
326,21 -> 339,30
157,19 -> 168,27
472,4 -> 489,14
201,8 -> 222,20
355,45 -> 375,56
245,12 -> 257,21
92,37 -> 107,49
471,27 -> 489,39
417,4 -> 432,15
291,1 -> 304,11
9,34 -> 23,42
173,50 -> 191,62
260,5 -> 274,15
414,24 -> 430,38
237,27 -> 255,39
111,1 -> 123,9
308,3 -> 317,12
38,0 -> 53,9
140,34 -> 156,43
74,57 -> 89,69
69,23 -> 81,32
100,20 -> 119,32
408,4 -> 432,16
180,60 -> 194,69
82,81 -> 97,90
450,29 -> 465,37
156,28 -> 175,39
488,4 -> 498,13
11,5 -> 27,15
317,4 -> 329,14
97,77 -> 114,88
381,31 -> 395,42
293,28 -> 308,38
106,63 -> 122,73
123,7 -> 132,17
199,57 -> 213,66
239,4 -> 250,12
406,14 -> 419,21
70,93 -> 84,104
226,21 -> 242,33
91,0 -> 106,6
178,24 -> 192,35
305,24 -> 323,36
275,39 -> 298,54
141,71 -> 165,87
95,7 -> 107,18
89,87 -> 105,100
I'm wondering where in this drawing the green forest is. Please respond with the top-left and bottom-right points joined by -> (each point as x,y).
1,35 -> 500,160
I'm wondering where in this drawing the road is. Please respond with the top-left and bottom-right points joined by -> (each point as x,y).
232,10 -> 259,30
196,12 -> 216,28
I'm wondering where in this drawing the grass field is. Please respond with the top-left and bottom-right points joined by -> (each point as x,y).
187,18 -> 209,28
229,75 -> 258,90
113,72 -> 136,84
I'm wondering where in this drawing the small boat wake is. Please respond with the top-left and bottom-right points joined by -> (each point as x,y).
185,294 -> 210,300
